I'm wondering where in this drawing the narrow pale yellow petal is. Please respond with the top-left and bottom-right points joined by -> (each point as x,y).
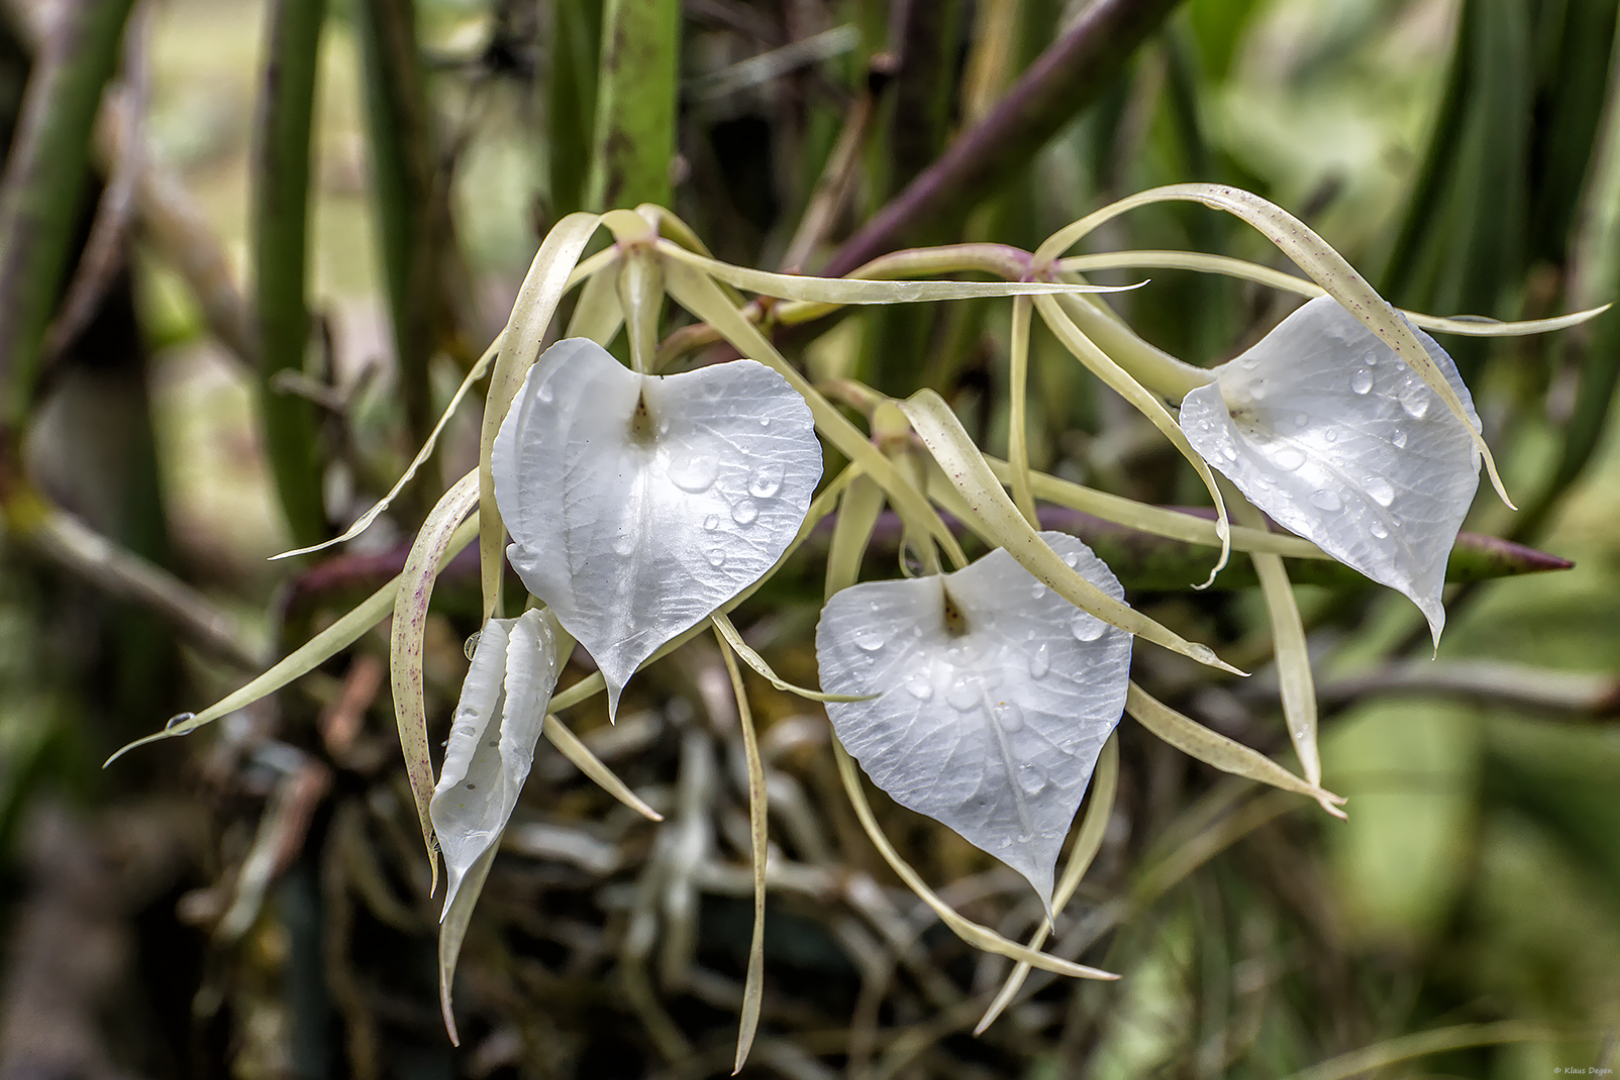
900,390 -> 1242,675
1230,492 -> 1320,785
542,714 -> 663,821
1125,683 -> 1344,818
714,626 -> 768,1074
711,612 -> 874,702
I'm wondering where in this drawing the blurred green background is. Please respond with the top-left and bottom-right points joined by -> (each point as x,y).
0,0 -> 1617,1077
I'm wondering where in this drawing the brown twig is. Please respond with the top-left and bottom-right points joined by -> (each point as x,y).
822,0 -> 1186,278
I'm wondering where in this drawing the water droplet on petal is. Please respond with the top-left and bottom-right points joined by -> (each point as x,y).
946,675 -> 980,712
853,627 -> 885,652
463,633 -> 481,661
1070,611 -> 1107,642
1030,582 -> 1047,600
613,533 -> 636,555
748,463 -> 785,498
1365,477 -> 1395,507
1399,381 -> 1431,418
1251,383 -> 1268,401
993,700 -> 1026,733
1221,444 -> 1239,461
1016,763 -> 1048,795
1310,490 -> 1343,511
537,381 -> 554,403
703,514 -> 720,531
1272,446 -> 1305,472
1370,521 -> 1390,539
669,453 -> 719,493
903,670 -> 933,701
705,548 -> 727,568
1392,429 -> 1408,448
731,499 -> 759,525
1294,413 -> 1310,428
1351,368 -> 1373,394
759,416 -> 772,427
1028,643 -> 1051,678
1325,429 -> 1339,443
658,417 -> 670,435
1062,552 -> 1078,568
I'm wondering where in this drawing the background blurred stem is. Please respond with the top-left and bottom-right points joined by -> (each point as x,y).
547,0 -> 602,220
586,0 -> 679,212
354,0 -> 437,472
253,0 -> 330,550
0,0 -> 135,427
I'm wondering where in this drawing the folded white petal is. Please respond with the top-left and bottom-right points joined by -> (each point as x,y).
493,339 -> 822,717
1179,297 -> 1481,642
816,533 -> 1133,909
430,609 -> 559,916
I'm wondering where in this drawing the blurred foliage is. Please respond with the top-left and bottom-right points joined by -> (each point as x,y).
0,0 -> 1617,1078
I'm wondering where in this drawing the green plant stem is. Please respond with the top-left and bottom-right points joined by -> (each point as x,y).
0,0 -> 136,425
354,0 -> 437,462
586,0 -> 679,211
253,0 -> 330,549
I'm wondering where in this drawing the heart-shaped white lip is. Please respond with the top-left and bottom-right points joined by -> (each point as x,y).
816,533 -> 1133,909
1179,297 -> 1482,643
493,339 -> 823,716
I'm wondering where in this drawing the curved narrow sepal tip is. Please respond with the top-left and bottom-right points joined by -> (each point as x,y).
1484,452 -> 1516,511
440,988 -> 460,1047
1315,790 -> 1349,821
103,731 -> 170,767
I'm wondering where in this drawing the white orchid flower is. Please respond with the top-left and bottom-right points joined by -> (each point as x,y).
430,608 -> 560,915
492,338 -> 823,717
1179,296 -> 1482,643
816,532 -> 1132,910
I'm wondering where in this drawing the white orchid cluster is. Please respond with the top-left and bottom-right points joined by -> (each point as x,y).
112,187 -> 1599,1061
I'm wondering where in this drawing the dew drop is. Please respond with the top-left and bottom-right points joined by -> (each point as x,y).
727,405 -> 738,417
1392,429 -> 1408,448
759,416 -> 772,427
1030,582 -> 1047,600
1399,381 -> 1431,418
1070,611 -> 1107,642
1366,353 -> 1378,366
1370,521 -> 1390,539
463,633 -> 482,661
1325,429 -> 1339,443
705,548 -> 727,568
613,532 -> 636,555
165,711 -> 196,732
946,675 -> 980,712
703,514 -> 720,531
1221,444 -> 1239,462
1365,477 -> 1395,507
1251,383 -> 1268,401
669,453 -> 719,493
658,417 -> 671,435
1294,412 -> 1310,428
748,463 -> 785,498
1028,643 -> 1051,679
1016,763 -> 1049,795
731,499 -> 759,525
853,627 -> 886,652
1024,629 -> 1036,641
1351,368 -> 1373,394
1310,490 -> 1343,511
1272,446 -> 1305,472
537,381 -> 554,404
903,670 -> 933,701
993,700 -> 1026,733
1062,552 -> 1078,568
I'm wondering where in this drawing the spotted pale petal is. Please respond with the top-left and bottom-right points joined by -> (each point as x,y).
816,533 -> 1132,909
494,339 -> 822,716
1179,297 -> 1481,643
430,608 -> 559,916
